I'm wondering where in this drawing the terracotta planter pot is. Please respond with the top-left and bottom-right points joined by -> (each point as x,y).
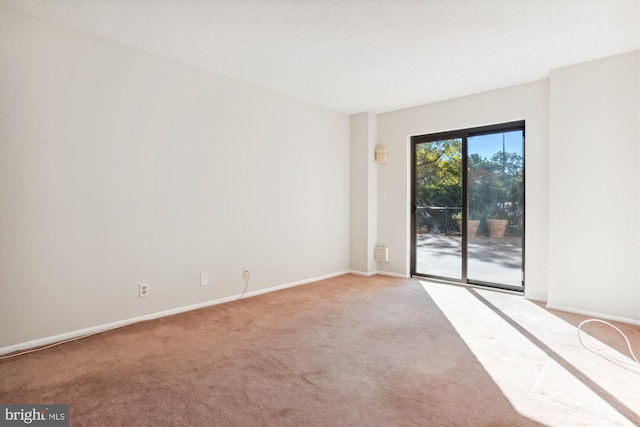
457,220 -> 480,238
486,219 -> 508,238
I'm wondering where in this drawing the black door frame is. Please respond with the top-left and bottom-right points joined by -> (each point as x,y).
410,120 -> 525,292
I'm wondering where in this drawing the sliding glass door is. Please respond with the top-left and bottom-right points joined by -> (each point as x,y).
413,138 -> 463,280
467,131 -> 524,287
411,122 -> 524,292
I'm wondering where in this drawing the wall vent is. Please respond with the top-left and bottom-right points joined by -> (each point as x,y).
374,246 -> 389,262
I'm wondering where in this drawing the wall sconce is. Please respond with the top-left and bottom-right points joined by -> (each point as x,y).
375,147 -> 388,163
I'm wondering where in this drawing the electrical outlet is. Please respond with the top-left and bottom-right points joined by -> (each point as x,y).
200,272 -> 209,286
243,268 -> 250,279
139,283 -> 149,297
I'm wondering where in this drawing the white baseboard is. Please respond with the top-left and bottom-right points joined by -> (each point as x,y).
376,270 -> 410,279
241,270 -> 351,298
0,270 -> 351,356
349,269 -> 409,279
545,303 -> 640,326
524,294 -> 547,303
348,269 -> 377,276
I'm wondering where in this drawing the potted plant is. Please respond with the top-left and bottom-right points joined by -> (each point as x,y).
452,212 -> 480,238
486,206 -> 509,238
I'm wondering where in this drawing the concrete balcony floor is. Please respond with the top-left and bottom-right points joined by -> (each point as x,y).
416,232 -> 523,287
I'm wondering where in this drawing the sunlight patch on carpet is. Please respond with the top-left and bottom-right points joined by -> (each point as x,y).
418,280 -> 639,427
530,344 -> 636,427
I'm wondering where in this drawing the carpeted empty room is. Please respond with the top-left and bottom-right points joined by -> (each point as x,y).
1,1 -> 639,426
1,275 -> 638,426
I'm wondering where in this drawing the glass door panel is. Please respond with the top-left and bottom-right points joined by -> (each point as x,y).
467,130 -> 524,288
414,139 -> 463,280
412,121 -> 525,292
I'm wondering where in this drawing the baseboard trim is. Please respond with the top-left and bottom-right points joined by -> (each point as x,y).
545,303 -> 640,326
348,269 -> 377,276
524,294 -> 547,303
348,269 -> 409,279
376,270 -> 410,279
0,270 -> 351,356
241,270 -> 351,298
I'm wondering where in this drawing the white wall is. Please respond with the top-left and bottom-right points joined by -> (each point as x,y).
376,80 -> 551,299
0,7 -> 350,349
548,51 -> 639,322
375,51 -> 639,322
349,112 -> 377,274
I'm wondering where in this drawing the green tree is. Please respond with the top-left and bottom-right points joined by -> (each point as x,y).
415,141 -> 523,230
469,151 -> 523,221
415,139 -> 462,207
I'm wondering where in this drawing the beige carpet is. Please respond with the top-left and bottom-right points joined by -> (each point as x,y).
1,274 -> 638,426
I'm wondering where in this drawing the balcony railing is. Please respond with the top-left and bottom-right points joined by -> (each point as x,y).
416,206 -> 461,235
416,206 -> 522,237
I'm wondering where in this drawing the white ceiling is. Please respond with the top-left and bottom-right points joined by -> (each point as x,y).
2,0 -> 639,114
